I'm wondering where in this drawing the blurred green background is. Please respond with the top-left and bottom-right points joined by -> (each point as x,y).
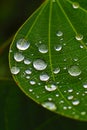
0,0 -> 87,130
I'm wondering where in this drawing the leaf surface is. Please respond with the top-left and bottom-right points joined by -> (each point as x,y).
9,0 -> 87,121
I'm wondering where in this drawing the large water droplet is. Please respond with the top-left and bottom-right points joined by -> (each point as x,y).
68,65 -> 81,77
72,2 -> 79,9
33,59 -> 47,71
38,44 -> 48,54
45,83 -> 57,91
72,100 -> 80,106
53,67 -> 60,74
54,44 -> 62,51
75,34 -> 83,41
16,38 -> 30,50
14,53 -> 24,62
11,66 -> 20,75
40,73 -> 49,81
42,102 -> 57,111
56,31 -> 63,37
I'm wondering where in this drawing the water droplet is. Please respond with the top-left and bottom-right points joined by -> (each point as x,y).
68,106 -> 72,109
54,44 -> 62,51
81,111 -> 86,116
26,76 -> 30,79
68,89 -> 73,93
11,66 -> 20,75
63,106 -> 67,110
53,67 -> 60,74
45,83 -> 57,91
56,94 -> 59,97
38,44 -> 48,54
42,102 -> 57,111
29,89 -> 33,92
56,31 -> 63,37
14,52 -> 24,62
72,100 -> 80,106
67,95 -> 74,100
80,45 -> 84,49
24,59 -> 31,65
48,97 -> 52,101
40,73 -> 49,81
33,59 -> 47,71
74,58 -> 78,61
83,83 -> 87,88
75,34 -> 83,41
68,65 -> 81,77
30,80 -> 36,85
16,38 -> 30,50
72,2 -> 79,9
25,69 -> 32,74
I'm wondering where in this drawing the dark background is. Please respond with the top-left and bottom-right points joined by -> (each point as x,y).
0,0 -> 87,129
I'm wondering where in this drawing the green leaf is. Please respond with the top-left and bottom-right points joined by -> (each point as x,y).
9,0 -> 87,121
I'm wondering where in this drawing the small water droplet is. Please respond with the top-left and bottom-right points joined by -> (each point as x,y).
68,65 -> 81,77
68,89 -> 73,93
63,106 -> 67,110
38,44 -> 48,54
72,100 -> 80,106
75,34 -> 83,41
25,69 -> 32,74
14,52 -> 24,62
74,58 -> 78,61
33,59 -> 47,71
53,67 -> 60,74
24,59 -> 31,65
11,66 -> 20,75
48,98 -> 52,101
83,83 -> 87,88
54,44 -> 62,51
29,88 -> 33,92
16,38 -> 30,50
56,31 -> 63,37
45,84 -> 57,91
67,95 -> 74,100
42,102 -> 57,111
30,80 -> 36,85
81,111 -> 86,116
56,94 -> 59,97
80,45 -> 84,49
26,76 -> 30,79
40,73 -> 49,81
72,2 -> 79,9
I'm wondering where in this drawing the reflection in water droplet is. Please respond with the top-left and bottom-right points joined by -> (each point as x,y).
14,53 -> 24,62
38,44 -> 48,54
16,38 -> 30,50
72,100 -> 80,106
72,2 -> 79,9
53,67 -> 60,74
54,44 -> 62,51
68,65 -> 81,77
83,83 -> 87,88
42,102 -> 57,111
75,34 -> 83,41
33,59 -> 47,71
25,69 -> 32,74
30,80 -> 36,85
45,84 -> 57,91
56,31 -> 63,37
40,73 -> 49,81
11,66 -> 20,75
24,59 -> 31,65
